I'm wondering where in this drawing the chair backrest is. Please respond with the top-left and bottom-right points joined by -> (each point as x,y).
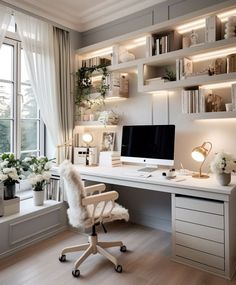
59,160 -> 88,228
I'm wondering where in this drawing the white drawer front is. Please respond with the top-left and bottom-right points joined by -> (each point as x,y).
176,232 -> 224,257
175,196 -> 224,215
176,245 -> 225,270
176,208 -> 224,229
176,220 -> 224,243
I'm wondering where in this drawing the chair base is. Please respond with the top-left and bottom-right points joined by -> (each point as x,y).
60,233 -> 125,271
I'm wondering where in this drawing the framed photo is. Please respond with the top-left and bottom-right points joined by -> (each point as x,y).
101,131 -> 115,151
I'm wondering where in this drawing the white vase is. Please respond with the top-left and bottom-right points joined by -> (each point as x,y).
33,190 -> 44,206
216,172 -> 231,186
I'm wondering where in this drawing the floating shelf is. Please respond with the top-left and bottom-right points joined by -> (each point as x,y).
183,111 -> 236,120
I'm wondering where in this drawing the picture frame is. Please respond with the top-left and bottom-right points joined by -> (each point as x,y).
101,131 -> 116,151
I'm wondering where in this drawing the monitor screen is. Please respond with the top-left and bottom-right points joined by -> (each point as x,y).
121,125 -> 175,167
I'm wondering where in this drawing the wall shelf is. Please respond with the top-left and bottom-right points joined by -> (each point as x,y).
183,111 -> 236,120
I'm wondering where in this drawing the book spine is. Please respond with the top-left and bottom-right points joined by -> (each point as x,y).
156,38 -> 160,55
231,83 -> 236,111
176,59 -> 180,81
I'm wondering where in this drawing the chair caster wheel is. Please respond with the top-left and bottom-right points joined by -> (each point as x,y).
59,254 -> 66,262
115,265 -> 122,273
120,245 -> 127,252
72,269 -> 80,278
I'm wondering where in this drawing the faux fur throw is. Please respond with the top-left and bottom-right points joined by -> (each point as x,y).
59,160 -> 88,228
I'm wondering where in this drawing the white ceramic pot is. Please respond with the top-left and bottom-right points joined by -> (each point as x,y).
216,172 -> 231,186
33,190 -> 44,206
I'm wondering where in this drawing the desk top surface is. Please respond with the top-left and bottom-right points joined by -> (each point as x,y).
74,165 -> 236,198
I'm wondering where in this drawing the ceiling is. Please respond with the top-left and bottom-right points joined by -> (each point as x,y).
2,0 -> 166,32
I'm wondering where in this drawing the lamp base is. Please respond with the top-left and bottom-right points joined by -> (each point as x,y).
192,173 -> 209,179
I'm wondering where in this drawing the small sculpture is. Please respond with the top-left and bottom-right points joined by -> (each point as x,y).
206,93 -> 223,112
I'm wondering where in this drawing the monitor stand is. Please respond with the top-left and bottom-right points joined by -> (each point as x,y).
137,166 -> 158,173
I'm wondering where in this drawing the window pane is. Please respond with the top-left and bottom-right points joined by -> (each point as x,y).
0,120 -> 11,153
0,44 -> 13,81
21,50 -> 30,84
21,120 -> 38,151
0,83 -> 13,119
21,85 -> 38,119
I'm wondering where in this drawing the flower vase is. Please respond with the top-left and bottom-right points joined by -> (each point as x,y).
216,172 -> 231,186
4,183 -> 16,200
33,189 -> 44,206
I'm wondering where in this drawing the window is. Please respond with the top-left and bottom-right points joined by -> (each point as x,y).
0,37 -> 44,158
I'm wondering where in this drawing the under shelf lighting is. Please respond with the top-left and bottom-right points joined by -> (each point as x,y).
125,36 -> 146,50
201,81 -> 236,89
218,9 -> 236,22
176,19 -> 205,34
82,46 -> 112,59
191,47 -> 236,62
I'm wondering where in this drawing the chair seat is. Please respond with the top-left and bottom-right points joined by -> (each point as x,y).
85,201 -> 129,227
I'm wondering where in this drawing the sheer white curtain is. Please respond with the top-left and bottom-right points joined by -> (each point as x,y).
14,11 -> 63,153
0,5 -> 11,47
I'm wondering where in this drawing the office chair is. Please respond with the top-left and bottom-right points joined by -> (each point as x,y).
59,160 -> 129,278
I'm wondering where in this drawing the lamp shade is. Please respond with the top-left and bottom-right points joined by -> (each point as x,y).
191,141 -> 212,178
82,132 -> 93,145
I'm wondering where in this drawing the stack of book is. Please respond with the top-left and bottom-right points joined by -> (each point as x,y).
205,15 -> 222,42
176,57 -> 193,80
81,56 -> 111,68
99,151 -> 122,167
182,88 -> 205,114
153,30 -> 182,55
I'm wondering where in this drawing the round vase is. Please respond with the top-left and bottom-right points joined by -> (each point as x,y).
216,172 -> 231,186
33,189 -> 44,206
4,183 -> 16,200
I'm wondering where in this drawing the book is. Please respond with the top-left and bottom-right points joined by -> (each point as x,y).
231,83 -> 236,111
205,15 -> 222,42
145,35 -> 152,58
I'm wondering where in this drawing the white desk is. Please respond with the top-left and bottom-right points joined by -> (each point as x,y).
77,165 -> 236,279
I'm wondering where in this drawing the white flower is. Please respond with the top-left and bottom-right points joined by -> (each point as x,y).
0,173 -> 8,181
211,152 -> 236,174
44,161 -> 52,170
23,157 -> 32,162
3,167 -> 12,174
42,171 -> 51,181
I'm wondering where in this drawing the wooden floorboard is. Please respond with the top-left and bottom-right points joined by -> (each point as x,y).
0,221 -> 236,285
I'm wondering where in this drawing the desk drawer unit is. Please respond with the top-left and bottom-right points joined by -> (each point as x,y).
172,195 -> 226,275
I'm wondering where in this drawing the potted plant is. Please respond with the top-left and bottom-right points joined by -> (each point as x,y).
24,156 -> 52,205
210,152 -> 236,186
0,153 -> 25,200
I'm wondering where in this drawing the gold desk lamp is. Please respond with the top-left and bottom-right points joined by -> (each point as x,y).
191,141 -> 212,179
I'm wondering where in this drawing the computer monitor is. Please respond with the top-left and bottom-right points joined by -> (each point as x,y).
120,124 -> 175,171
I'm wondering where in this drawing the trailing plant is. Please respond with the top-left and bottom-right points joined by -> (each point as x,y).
162,68 -> 176,81
75,64 -> 110,107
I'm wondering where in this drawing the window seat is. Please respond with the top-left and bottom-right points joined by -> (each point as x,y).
0,199 -> 67,258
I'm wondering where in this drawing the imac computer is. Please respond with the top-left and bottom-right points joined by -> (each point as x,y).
120,124 -> 175,172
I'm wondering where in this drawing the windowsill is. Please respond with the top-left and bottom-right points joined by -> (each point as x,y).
0,199 -> 63,224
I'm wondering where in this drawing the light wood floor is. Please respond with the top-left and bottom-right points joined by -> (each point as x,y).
0,222 -> 236,285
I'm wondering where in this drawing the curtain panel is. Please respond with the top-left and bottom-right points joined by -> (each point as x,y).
53,27 -> 74,162
14,12 -> 64,152
0,5 -> 11,47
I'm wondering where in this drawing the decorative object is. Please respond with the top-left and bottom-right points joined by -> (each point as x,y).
82,132 -> 93,165
75,65 -> 109,107
182,35 -> 190,48
205,92 -> 223,112
0,153 -> 25,200
190,30 -> 198,46
101,132 -> 116,151
191,141 -> 212,178
225,103 -> 233,112
224,16 -> 236,39
24,156 -> 52,205
98,110 -> 119,125
226,53 -> 236,73
119,50 -> 135,63
210,151 -> 236,186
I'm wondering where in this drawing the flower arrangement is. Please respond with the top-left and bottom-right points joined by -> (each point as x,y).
210,152 -> 236,174
24,156 -> 52,191
0,153 -> 24,186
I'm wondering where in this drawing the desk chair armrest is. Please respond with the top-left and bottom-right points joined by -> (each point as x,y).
82,191 -> 119,206
85,183 -> 106,196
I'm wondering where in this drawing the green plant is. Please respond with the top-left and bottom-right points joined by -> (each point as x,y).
162,68 -> 176,81
75,64 -> 110,107
0,153 -> 24,186
23,156 -> 52,191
